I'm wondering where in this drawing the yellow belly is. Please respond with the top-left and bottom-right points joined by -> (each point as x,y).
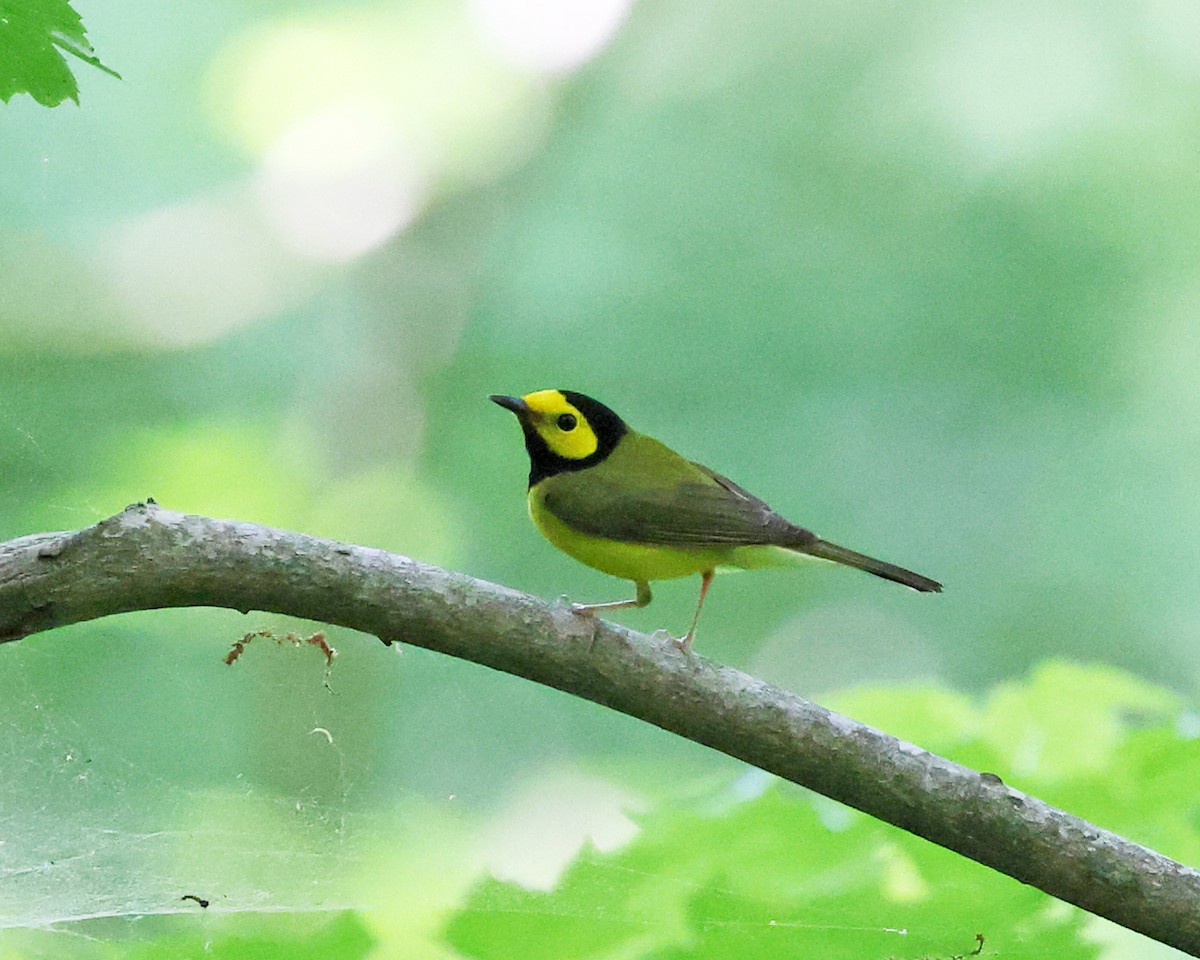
530,495 -> 725,582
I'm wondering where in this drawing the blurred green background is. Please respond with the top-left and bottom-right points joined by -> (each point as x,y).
3,0 -> 1200,957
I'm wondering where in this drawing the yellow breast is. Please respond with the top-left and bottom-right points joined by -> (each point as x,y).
528,487 -> 723,583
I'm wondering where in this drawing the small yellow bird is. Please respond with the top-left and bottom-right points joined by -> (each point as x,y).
492,389 -> 941,650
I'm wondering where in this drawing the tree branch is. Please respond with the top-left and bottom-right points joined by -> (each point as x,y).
1,502 -> 1198,954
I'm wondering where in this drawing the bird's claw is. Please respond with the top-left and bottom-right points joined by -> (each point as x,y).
649,629 -> 693,654
557,595 -> 593,617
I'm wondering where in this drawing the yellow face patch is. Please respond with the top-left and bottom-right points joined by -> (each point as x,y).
522,390 -> 599,460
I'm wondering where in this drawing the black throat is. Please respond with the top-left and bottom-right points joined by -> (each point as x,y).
524,391 -> 628,487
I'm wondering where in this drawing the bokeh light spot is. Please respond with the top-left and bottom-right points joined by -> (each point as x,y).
468,0 -> 633,75
100,190 -> 316,347
919,9 -> 1113,165
255,100 -> 426,263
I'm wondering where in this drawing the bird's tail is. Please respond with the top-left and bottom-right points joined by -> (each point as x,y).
801,538 -> 942,593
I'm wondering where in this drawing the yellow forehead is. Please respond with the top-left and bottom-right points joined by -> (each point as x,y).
521,390 -> 599,460
522,390 -> 575,415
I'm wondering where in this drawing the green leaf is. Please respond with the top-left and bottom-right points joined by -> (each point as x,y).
193,911 -> 375,960
1,911 -> 375,960
445,786 -> 1097,959
444,663 -> 1200,959
0,0 -> 120,107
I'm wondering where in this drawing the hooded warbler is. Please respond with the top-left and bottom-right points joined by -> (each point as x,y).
491,389 -> 941,651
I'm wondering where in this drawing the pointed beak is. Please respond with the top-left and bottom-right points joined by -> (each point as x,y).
490,394 -> 529,417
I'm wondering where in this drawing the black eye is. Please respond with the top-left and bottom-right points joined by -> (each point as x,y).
557,413 -> 577,431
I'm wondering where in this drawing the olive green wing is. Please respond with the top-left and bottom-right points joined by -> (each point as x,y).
538,432 -> 943,592
539,433 -> 813,549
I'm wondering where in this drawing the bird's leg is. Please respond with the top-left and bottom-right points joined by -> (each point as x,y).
676,570 -> 715,653
570,580 -> 652,617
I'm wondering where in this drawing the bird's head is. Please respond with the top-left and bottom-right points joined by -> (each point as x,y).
490,389 -> 627,484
